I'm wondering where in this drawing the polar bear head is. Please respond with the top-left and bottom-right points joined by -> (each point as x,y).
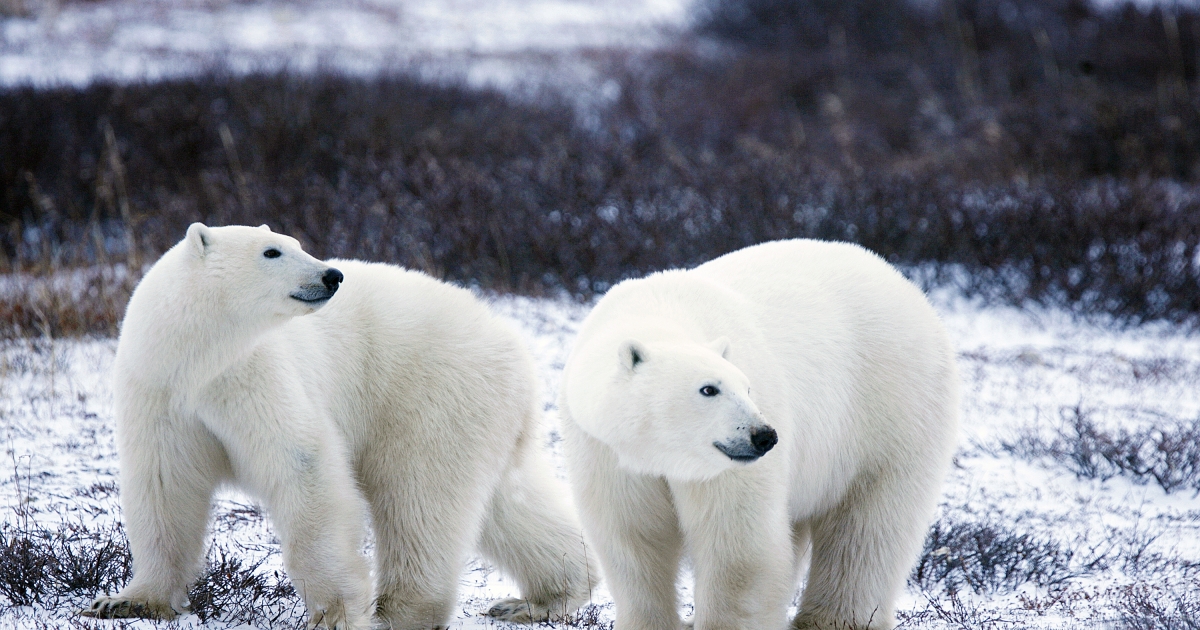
179,222 -> 343,326
580,336 -> 778,480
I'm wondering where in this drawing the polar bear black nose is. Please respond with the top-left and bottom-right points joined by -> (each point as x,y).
323,268 -> 344,291
750,426 -> 778,456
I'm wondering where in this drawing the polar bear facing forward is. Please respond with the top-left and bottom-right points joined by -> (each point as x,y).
560,239 -> 959,630
85,224 -> 594,629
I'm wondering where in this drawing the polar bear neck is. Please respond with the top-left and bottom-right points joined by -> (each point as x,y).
116,249 -> 278,390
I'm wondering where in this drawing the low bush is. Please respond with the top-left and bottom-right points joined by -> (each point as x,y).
1004,405 -> 1200,494
187,547 -> 301,626
0,515 -> 302,625
1119,584 -> 1200,630
909,518 -> 1091,595
0,520 -> 130,610
0,266 -> 136,338
693,0 -> 1200,181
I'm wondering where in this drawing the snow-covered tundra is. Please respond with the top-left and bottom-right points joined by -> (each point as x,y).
559,239 -> 960,630
84,223 -> 594,629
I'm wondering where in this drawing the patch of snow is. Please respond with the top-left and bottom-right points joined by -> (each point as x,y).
0,0 -> 693,89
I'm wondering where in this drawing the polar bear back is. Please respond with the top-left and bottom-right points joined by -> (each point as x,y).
697,240 -> 958,513
693,239 -> 957,431
266,259 -> 537,462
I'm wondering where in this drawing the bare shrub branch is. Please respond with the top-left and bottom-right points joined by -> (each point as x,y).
909,518 -> 1094,595
1004,405 -> 1200,494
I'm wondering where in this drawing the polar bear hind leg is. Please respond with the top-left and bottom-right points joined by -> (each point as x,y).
360,434 -> 500,630
479,444 -> 596,623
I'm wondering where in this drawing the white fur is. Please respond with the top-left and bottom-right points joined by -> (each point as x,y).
560,239 -> 959,630
86,224 -> 594,630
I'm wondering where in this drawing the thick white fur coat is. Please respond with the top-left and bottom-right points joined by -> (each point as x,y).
560,239 -> 960,630
88,225 -> 594,630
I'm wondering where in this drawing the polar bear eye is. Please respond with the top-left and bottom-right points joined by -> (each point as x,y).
700,385 -> 720,397
263,248 -> 282,259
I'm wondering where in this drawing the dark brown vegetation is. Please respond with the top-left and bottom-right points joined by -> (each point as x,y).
0,516 -> 303,624
186,547 -> 301,625
4,0 -> 1200,338
0,520 -> 130,609
1119,585 -> 1200,630
1002,404 -> 1200,494
909,517 -> 1091,595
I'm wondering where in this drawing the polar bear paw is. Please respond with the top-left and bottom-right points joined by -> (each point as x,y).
486,597 -> 572,623
80,595 -> 178,620
370,621 -> 447,630
307,595 -> 374,630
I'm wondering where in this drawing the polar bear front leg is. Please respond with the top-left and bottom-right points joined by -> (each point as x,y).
669,473 -> 793,630
563,422 -> 684,630
207,405 -> 373,630
795,473 -> 936,630
84,412 -> 229,619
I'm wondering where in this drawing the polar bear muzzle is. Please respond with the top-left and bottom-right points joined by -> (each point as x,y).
290,267 -> 344,304
713,424 -> 777,462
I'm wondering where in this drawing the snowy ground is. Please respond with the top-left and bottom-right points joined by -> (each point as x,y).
0,289 -> 1197,628
0,0 -> 689,93
3,0 -> 1197,91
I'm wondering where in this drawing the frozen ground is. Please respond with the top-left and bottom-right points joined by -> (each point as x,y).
0,289 -> 1197,628
4,0 -> 1199,90
0,0 -> 689,92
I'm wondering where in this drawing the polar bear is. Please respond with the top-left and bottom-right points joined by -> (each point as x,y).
84,224 -> 594,629
559,239 -> 959,630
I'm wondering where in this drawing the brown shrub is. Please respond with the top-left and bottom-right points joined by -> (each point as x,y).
2,0 -> 1200,336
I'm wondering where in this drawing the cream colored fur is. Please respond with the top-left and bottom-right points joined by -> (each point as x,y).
560,239 -> 959,630
85,224 -> 594,630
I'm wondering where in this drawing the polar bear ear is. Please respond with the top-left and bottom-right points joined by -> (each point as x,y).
707,336 -> 732,359
257,224 -> 271,232
618,340 -> 648,372
185,222 -> 213,257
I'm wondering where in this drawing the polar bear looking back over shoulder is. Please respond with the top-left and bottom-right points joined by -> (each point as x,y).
561,239 -> 959,630
85,224 -> 595,630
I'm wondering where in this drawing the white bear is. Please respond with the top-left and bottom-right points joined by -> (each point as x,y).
559,239 -> 959,630
84,224 -> 594,629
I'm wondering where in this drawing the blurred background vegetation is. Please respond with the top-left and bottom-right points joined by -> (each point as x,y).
4,0 -> 1200,336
